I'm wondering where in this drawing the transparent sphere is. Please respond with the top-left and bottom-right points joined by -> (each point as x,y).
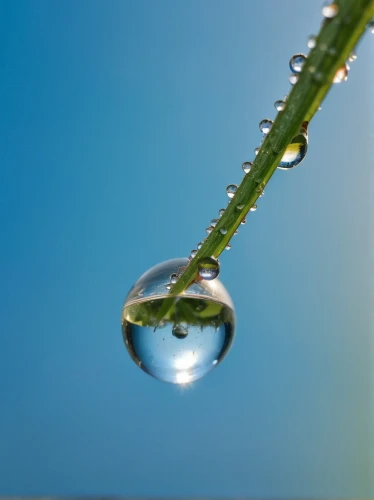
122,258 -> 235,385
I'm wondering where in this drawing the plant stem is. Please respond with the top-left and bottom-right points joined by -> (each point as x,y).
170,0 -> 374,297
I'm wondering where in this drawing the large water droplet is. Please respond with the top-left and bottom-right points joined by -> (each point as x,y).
307,35 -> 317,49
240,217 -> 247,225
274,100 -> 285,111
259,119 -> 273,134
242,161 -> 253,174
289,73 -> 299,85
278,122 -> 308,169
122,258 -> 235,384
289,54 -> 307,73
333,64 -> 348,83
322,2 -> 339,18
226,184 -> 238,199
198,257 -> 220,281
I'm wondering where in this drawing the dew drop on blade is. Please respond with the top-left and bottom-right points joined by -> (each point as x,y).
289,53 -> 307,73
322,2 -> 339,18
170,273 -> 178,284
249,204 -> 257,212
278,122 -> 308,169
225,244 -> 231,250
210,218 -> 219,227
198,256 -> 220,281
121,258 -> 235,384
220,228 -> 227,235
197,242 -> 203,250
333,64 -> 348,83
206,227 -> 213,234
274,100 -> 285,111
289,73 -> 299,85
219,208 -> 225,217
348,51 -> 357,62
307,35 -> 317,49
190,249 -> 198,258
226,184 -> 238,199
367,19 -> 374,33
240,217 -> 246,225
259,119 -> 273,134
254,147 -> 260,155
242,162 -> 253,174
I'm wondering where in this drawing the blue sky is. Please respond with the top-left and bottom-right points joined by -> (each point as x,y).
0,0 -> 373,497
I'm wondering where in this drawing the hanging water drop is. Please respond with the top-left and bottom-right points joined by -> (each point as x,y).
226,184 -> 238,199
254,147 -> 260,155
322,2 -> 339,18
198,257 -> 220,281
307,35 -> 317,49
289,73 -> 299,85
278,122 -> 308,169
249,204 -> 257,212
219,208 -> 225,217
274,100 -> 285,111
225,244 -> 231,250
289,54 -> 307,73
172,324 -> 189,339
259,119 -> 273,134
333,64 -> 348,83
190,249 -> 198,258
197,242 -> 203,250
240,217 -> 246,225
242,162 -> 253,174
206,227 -> 213,234
210,218 -> 219,227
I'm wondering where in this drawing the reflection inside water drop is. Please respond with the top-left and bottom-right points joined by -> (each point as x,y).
122,258 -> 235,384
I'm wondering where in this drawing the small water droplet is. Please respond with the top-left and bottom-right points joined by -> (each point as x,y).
234,229 -> 238,235
333,64 -> 348,83
226,184 -> 238,199
225,244 -> 231,250
220,228 -> 227,235
249,204 -> 257,212
254,147 -> 260,155
278,122 -> 308,169
348,51 -> 357,62
259,189 -> 265,198
198,256 -> 220,281
289,73 -> 299,85
367,19 -> 374,33
170,273 -> 178,284
172,324 -> 188,339
240,217 -> 246,225
190,249 -> 198,258
236,204 -> 245,210
219,208 -> 225,217
289,53 -> 307,73
206,227 -> 213,234
322,2 -> 339,18
165,283 -> 172,290
242,161 -> 253,174
197,242 -> 203,250
274,99 -> 285,111
259,119 -> 273,134
307,35 -> 317,49
210,218 -> 219,227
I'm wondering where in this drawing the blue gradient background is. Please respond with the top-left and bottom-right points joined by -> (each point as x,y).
0,0 -> 373,497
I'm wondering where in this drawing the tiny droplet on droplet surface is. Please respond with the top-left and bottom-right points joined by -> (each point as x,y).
254,147 -> 260,155
219,208 -> 225,217
210,218 -> 219,227
225,244 -> 231,250
242,161 -> 253,174
220,228 -> 227,235
289,53 -> 307,73
259,119 -> 273,134
307,35 -> 317,49
206,227 -> 213,234
322,2 -> 339,18
274,100 -> 285,111
170,273 -> 178,284
289,73 -> 299,85
278,122 -> 308,169
249,204 -> 257,212
172,324 -> 189,339
226,184 -> 238,199
333,64 -> 348,83
198,257 -> 220,281
190,249 -> 198,258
